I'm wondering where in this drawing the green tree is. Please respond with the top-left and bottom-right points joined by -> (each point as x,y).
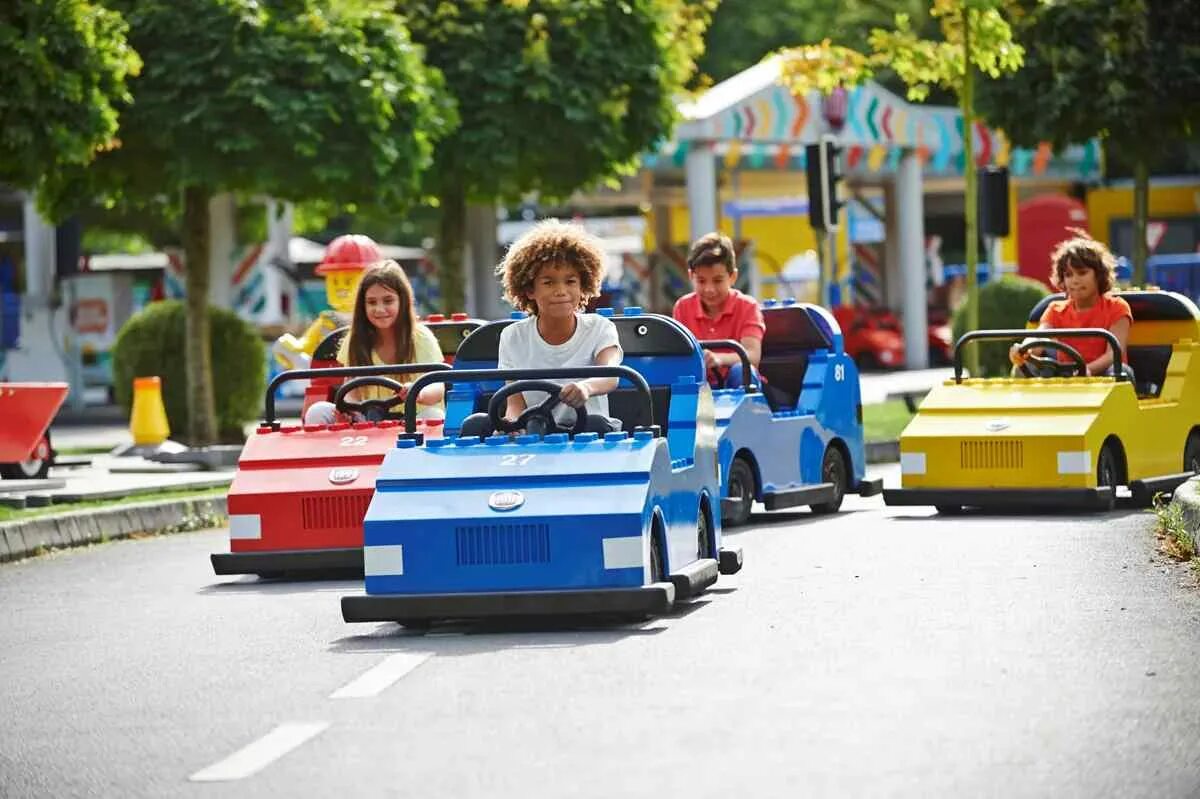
975,0 -> 1200,284
43,0 -> 454,444
781,0 -> 1025,375
697,0 -> 933,86
0,0 -> 140,195
400,0 -> 714,312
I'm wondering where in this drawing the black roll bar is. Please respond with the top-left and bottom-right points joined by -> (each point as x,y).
263,362 -> 451,424
698,340 -> 759,392
952,328 -> 1125,384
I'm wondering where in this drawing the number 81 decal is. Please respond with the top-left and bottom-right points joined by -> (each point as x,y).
833,364 -> 845,382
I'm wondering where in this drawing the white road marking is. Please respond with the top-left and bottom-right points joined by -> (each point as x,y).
330,652 -> 432,699
189,722 -> 329,782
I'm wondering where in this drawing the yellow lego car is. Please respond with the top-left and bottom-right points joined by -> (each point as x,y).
884,290 -> 1200,513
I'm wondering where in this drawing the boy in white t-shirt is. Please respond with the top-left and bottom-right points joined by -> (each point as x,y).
460,220 -> 624,438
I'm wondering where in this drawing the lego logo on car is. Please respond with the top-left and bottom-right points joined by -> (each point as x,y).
636,324 -> 648,336
488,490 -> 525,512
329,467 -> 359,484
985,420 -> 1010,432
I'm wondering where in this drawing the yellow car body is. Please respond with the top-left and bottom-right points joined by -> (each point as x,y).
884,290 -> 1200,511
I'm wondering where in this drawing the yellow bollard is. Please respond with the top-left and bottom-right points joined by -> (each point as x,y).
130,376 -> 170,446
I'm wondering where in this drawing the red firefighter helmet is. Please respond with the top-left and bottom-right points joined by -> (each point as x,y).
315,234 -> 383,275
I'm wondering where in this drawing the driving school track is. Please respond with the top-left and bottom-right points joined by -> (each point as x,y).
2,482 -> 1199,798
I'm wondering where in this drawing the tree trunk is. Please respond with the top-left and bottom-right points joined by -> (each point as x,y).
961,7 -> 980,378
1132,157 -> 1149,286
436,186 -> 467,314
181,185 -> 218,445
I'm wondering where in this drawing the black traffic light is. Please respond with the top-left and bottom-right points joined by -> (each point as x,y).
806,135 -> 844,232
978,166 -> 1010,238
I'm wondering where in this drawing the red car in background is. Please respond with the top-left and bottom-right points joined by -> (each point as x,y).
831,306 -> 953,370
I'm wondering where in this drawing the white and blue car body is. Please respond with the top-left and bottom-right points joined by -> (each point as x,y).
340,310 -> 742,625
704,300 -> 883,527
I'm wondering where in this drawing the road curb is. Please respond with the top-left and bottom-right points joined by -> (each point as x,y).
1169,476 -> 1200,532
865,439 -> 899,465
0,494 -> 228,564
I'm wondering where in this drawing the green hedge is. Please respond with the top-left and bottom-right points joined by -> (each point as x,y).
951,276 -> 1050,377
112,300 -> 265,441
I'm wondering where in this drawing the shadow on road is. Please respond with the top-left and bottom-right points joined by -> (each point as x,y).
723,508 -> 869,534
198,576 -> 360,596
325,598 -> 714,653
886,508 -> 1147,523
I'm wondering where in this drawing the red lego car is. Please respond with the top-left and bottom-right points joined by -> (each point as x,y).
213,317 -> 482,579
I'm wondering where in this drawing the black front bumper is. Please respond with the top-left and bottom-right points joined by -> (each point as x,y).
211,547 -> 362,577
854,477 -> 884,497
883,486 -> 1114,510
342,582 -> 676,623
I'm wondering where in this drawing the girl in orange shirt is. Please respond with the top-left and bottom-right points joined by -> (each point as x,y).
1010,232 -> 1133,379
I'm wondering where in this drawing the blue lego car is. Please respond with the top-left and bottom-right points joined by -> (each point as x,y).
340,309 -> 743,626
700,300 -> 883,527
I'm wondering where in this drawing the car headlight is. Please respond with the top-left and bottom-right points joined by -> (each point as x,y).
900,452 -> 926,475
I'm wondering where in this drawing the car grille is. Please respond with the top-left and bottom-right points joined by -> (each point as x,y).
959,439 -> 1023,470
301,492 -> 372,532
455,523 -> 551,566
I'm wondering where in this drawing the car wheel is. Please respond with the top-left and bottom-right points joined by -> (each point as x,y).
650,525 -> 666,583
725,457 -> 755,527
811,447 -> 847,515
0,432 -> 51,480
1097,442 -> 1120,511
696,503 -> 712,560
1184,431 -> 1200,474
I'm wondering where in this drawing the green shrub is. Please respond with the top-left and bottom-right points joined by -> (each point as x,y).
951,275 -> 1050,377
112,300 -> 266,442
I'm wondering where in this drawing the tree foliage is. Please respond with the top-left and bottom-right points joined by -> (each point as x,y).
974,0 -> 1200,280
400,0 -> 715,311
0,0 -> 140,195
46,0 -> 454,445
778,1 -> 1024,372
42,0 -> 454,218
698,0 -> 933,86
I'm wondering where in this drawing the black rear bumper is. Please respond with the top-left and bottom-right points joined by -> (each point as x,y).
883,486 -> 1113,510
211,547 -> 362,577
342,583 -> 676,623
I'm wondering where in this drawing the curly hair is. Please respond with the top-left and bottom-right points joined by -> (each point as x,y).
496,219 -> 605,314
1049,228 -> 1117,295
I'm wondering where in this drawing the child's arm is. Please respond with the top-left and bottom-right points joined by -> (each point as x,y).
1086,317 -> 1131,376
559,345 -> 620,408
505,391 -> 528,421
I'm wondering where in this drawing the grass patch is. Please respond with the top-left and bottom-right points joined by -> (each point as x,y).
1152,492 -> 1196,562
55,445 -> 115,456
0,485 -> 227,524
863,400 -> 915,442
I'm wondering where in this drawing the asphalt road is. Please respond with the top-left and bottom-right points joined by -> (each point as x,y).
3,468 -> 1199,798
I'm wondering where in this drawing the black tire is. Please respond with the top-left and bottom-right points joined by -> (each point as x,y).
1097,442 -> 1121,511
1184,431 -> 1200,474
725,457 -> 755,527
0,432 -> 51,480
935,504 -> 964,516
697,503 -> 712,560
811,446 -> 847,515
650,524 -> 666,583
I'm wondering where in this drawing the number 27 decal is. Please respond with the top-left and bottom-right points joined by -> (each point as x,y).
500,454 -> 536,466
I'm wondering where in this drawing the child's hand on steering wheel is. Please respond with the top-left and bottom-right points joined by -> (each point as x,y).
558,381 -> 591,408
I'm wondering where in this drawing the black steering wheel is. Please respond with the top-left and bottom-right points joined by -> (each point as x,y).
1017,338 -> 1088,378
333,376 -> 408,421
487,380 -> 588,436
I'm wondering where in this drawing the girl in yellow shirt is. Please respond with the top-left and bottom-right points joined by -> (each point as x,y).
303,260 -> 445,425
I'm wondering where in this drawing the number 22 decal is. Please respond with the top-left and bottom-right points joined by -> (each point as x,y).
339,435 -> 368,447
500,454 -> 536,466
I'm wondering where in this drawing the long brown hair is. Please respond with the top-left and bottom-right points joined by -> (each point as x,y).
347,260 -> 418,367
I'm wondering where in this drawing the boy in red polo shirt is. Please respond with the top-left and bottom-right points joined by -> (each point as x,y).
673,232 -> 765,388
1010,231 -> 1133,379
